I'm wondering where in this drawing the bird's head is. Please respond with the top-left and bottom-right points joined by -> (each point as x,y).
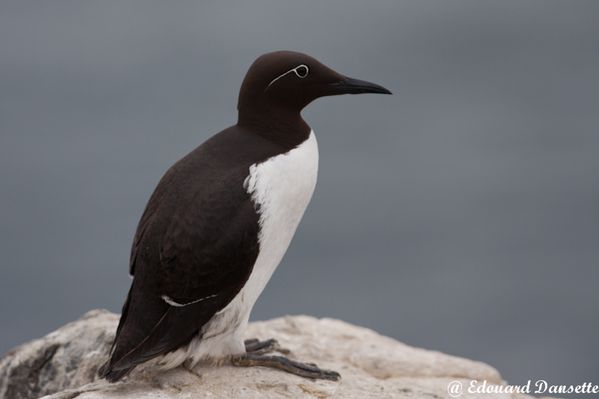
237,51 -> 391,119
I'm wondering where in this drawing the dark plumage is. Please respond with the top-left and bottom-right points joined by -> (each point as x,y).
99,127 -> 290,381
99,51 -> 390,382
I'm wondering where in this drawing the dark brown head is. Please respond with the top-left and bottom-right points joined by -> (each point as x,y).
237,51 -> 391,127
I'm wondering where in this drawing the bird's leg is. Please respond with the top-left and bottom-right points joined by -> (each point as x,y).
244,338 -> 289,355
231,353 -> 341,381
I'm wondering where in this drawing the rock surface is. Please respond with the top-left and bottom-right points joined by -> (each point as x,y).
0,310 -> 551,399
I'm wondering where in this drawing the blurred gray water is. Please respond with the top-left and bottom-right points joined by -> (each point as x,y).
1,1 -> 598,392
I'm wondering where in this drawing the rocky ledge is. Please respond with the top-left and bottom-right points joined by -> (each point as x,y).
0,310 -> 552,399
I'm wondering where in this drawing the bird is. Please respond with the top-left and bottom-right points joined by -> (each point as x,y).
99,50 -> 391,382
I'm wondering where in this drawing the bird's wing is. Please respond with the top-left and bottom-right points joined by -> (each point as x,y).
128,174 -> 169,277
103,162 -> 261,377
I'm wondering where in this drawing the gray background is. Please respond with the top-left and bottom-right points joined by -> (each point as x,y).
1,0 -> 598,393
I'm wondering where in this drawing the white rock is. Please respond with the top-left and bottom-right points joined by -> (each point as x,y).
0,310 -> 552,399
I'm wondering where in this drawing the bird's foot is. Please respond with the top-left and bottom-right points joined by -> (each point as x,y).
244,338 -> 289,355
182,362 -> 203,380
231,353 -> 341,381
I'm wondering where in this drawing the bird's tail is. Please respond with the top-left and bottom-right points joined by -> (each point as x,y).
98,360 -> 134,383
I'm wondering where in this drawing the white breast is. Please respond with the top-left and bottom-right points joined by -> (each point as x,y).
240,130 -> 319,313
158,131 -> 319,368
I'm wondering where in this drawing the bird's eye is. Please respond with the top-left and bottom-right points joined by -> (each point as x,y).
265,64 -> 310,91
294,64 -> 309,79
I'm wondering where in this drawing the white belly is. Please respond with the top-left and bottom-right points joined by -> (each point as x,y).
157,131 -> 319,368
235,130 -> 319,324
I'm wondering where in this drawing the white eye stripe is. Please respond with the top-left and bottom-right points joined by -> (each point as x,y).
265,64 -> 310,90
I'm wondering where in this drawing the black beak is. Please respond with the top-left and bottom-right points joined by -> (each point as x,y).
329,77 -> 392,95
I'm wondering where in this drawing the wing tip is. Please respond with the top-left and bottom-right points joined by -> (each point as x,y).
98,361 -> 133,383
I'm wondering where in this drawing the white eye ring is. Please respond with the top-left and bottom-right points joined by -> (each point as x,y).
266,64 -> 310,90
293,64 -> 309,79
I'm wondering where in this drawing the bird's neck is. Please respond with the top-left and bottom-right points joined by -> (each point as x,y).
237,104 -> 311,149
